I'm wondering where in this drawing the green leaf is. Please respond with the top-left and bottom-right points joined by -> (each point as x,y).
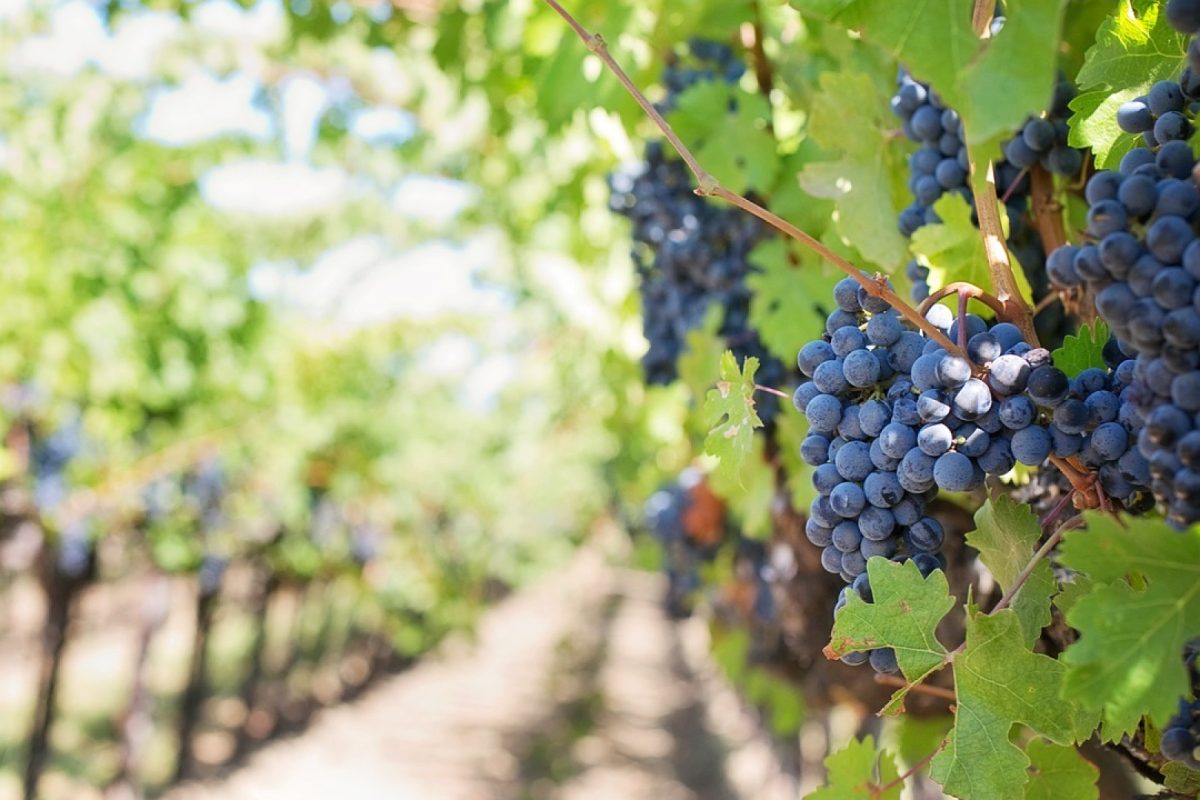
669,83 -> 778,194
1024,740 -> 1099,800
791,0 -> 1067,146
1051,320 -> 1111,378
1069,0 -> 1188,167
805,736 -> 901,800
710,435 -> 775,539
798,71 -> 909,270
775,406 -> 818,512
930,610 -> 1095,800
957,0 -> 1071,145
968,496 -> 1055,646
1058,513 -> 1200,739
827,558 -> 954,684
912,194 -> 1035,313
893,714 -> 954,768
1054,573 -> 1094,617
1163,761 -> 1200,795
703,351 -> 765,485
747,237 -> 840,362
678,306 -> 727,405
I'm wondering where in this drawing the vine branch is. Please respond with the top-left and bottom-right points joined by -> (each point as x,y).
970,163 -> 1041,346
754,384 -> 790,400
542,0 -> 971,360
990,491 -> 1077,615
965,0 -> 1040,346
873,737 -> 949,797
971,0 -> 997,36
918,281 -> 1008,321
874,673 -> 956,702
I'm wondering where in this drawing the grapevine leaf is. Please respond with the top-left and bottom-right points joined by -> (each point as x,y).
957,0 -> 1071,146
895,714 -> 954,768
703,351 -> 764,485
912,194 -> 1035,313
1051,320 -> 1111,378
1057,513 -> 1200,739
709,435 -> 774,539
668,83 -> 778,194
804,736 -> 901,800
798,71 -> 909,270
929,610 -> 1095,800
1068,0 -> 1188,167
1163,761 -> 1200,795
774,406 -> 818,512
1054,573 -> 1094,617
826,558 -> 954,682
968,496 -> 1055,647
790,0 -> 1066,146
1024,740 -> 1099,800
678,306 -> 727,407
747,237 -> 840,362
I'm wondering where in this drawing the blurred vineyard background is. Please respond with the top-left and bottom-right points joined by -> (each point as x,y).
0,0 -> 696,796
2,0 -> 1172,798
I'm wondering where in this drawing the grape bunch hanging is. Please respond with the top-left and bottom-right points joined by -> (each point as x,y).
792,273 -> 1152,675
1046,0 -> 1200,532
608,40 -> 787,418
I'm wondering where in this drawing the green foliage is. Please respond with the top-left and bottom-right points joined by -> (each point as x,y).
791,0 -> 1067,146
911,194 -> 1035,315
929,610 -> 1095,800
1024,740 -> 1099,800
1052,321 -> 1112,378
747,238 -> 839,362
710,435 -> 775,539
669,81 -> 779,194
798,71 -> 909,269
703,351 -> 765,485
826,558 -> 954,686
1058,514 -> 1200,738
969,497 -> 1055,647
805,736 -> 901,800
1069,0 -> 1188,167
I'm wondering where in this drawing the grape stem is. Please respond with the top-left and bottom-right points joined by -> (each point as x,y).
990,491 -> 1077,615
746,1 -> 774,98
971,0 -> 997,36
1048,454 -> 1095,499
1029,165 -> 1068,255
918,282 -> 1007,320
873,673 -> 956,702
541,0 -> 971,360
970,162 -> 1042,347
965,0 -> 1041,347
754,384 -> 790,400
872,737 -> 949,797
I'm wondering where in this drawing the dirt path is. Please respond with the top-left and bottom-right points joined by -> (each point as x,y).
167,540 -> 798,800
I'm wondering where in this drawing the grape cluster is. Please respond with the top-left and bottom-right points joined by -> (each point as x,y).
609,41 -> 787,416
892,68 -> 1083,306
795,277 -> 1153,672
1046,2 -> 1200,526
644,469 -> 718,617
1161,641 -> 1200,770
30,415 -> 83,514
